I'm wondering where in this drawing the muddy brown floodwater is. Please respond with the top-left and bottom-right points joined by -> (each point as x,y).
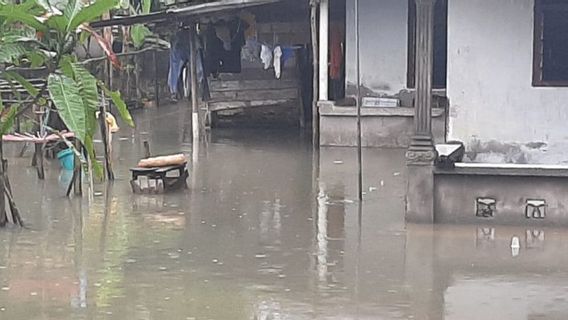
0,104 -> 567,320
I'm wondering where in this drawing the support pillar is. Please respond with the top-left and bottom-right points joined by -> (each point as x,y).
188,24 -> 200,142
406,0 -> 437,223
318,0 -> 329,101
310,0 -> 320,147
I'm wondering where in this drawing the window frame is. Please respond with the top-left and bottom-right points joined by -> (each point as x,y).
532,0 -> 568,87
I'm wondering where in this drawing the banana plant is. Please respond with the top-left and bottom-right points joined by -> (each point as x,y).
0,0 -> 134,179
130,0 -> 153,48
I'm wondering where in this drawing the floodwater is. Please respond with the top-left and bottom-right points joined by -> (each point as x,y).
0,104 -> 568,320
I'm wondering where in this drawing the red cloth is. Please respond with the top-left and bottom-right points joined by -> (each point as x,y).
329,24 -> 343,80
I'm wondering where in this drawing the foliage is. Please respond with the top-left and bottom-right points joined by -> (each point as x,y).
130,0 -> 153,48
0,0 -> 135,177
131,24 -> 152,48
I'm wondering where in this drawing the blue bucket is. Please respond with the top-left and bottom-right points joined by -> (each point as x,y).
57,148 -> 75,170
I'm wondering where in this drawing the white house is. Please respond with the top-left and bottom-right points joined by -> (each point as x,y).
318,0 -> 568,165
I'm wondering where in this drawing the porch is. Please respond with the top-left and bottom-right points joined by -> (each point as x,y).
313,0 -> 568,226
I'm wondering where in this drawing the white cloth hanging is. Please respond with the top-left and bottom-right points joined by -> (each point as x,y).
273,46 -> 282,79
260,44 -> 273,70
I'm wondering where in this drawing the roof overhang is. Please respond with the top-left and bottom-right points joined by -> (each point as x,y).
90,0 -> 286,28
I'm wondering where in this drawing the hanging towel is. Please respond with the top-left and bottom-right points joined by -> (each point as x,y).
242,39 -> 261,62
273,46 -> 282,79
261,44 -> 273,70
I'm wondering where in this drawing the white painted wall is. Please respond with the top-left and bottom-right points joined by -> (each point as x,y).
447,0 -> 568,161
345,0 -> 408,96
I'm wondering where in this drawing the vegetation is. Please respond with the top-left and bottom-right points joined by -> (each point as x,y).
0,0 -> 136,226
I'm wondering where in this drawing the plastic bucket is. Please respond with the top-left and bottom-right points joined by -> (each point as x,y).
57,148 -> 75,171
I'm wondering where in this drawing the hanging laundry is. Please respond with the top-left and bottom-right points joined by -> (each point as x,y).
215,25 -> 232,51
204,19 -> 246,74
168,29 -> 204,96
280,47 -> 295,68
330,24 -> 344,80
241,39 -> 261,63
273,46 -> 283,79
261,45 -> 272,70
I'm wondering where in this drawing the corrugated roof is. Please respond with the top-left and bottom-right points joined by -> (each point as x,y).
91,0 -> 286,28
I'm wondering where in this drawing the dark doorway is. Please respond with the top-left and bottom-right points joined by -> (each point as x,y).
407,0 -> 448,89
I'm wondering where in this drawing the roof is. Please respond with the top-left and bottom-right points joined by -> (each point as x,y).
90,0 -> 285,28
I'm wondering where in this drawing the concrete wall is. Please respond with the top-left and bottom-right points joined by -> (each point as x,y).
345,0 -> 409,96
319,105 -> 446,147
434,173 -> 568,226
447,0 -> 568,164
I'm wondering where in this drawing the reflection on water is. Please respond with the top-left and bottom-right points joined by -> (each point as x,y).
0,105 -> 567,319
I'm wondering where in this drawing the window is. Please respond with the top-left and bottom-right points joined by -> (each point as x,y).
533,0 -> 568,86
407,0 -> 448,89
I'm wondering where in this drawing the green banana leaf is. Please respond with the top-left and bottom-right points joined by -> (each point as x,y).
68,0 -> 118,32
0,43 -> 27,64
131,24 -> 151,48
0,106 -> 17,136
47,74 -> 87,143
101,85 -> 134,128
0,2 -> 46,31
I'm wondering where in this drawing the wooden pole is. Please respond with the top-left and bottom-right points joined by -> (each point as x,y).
318,0 -> 329,101
154,50 -> 160,108
108,59 -> 113,113
4,159 -> 23,226
310,0 -> 320,147
355,0 -> 363,202
99,98 -> 114,181
134,53 -> 142,109
74,141 -> 83,195
189,24 -> 200,141
0,141 -> 7,227
297,52 -> 306,129
143,140 -> 151,158
0,141 -> 22,226
67,139 -> 83,197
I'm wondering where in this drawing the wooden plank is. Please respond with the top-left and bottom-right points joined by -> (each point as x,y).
210,88 -> 299,101
208,99 -> 295,112
209,80 -> 298,91
215,67 -> 299,81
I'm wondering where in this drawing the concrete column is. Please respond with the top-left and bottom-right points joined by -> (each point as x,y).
189,24 -> 200,142
406,0 -> 438,223
319,0 -> 329,101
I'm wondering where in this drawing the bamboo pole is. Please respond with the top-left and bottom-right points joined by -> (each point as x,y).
310,0 -> 320,147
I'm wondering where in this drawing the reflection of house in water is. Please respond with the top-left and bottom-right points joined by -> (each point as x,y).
315,182 -> 346,286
